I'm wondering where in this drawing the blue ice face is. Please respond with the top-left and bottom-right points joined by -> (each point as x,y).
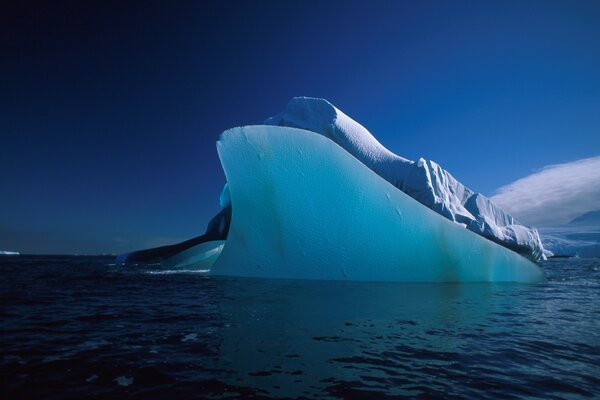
211,125 -> 544,283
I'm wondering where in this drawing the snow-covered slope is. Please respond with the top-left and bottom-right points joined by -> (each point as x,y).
266,97 -> 545,262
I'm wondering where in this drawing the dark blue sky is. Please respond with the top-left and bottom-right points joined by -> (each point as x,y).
1,1 -> 599,254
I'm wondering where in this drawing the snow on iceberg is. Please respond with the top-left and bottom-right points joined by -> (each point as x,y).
211,125 -> 544,282
266,97 -> 546,263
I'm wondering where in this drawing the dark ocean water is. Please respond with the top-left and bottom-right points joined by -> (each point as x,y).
1,256 -> 599,399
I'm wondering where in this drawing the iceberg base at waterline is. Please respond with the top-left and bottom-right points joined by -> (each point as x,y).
206,125 -> 543,283
161,240 -> 225,270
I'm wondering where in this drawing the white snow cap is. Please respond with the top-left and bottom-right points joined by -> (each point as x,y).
265,97 -> 546,262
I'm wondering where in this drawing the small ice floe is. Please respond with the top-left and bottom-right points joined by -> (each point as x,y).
145,269 -> 210,275
42,355 -> 65,363
86,374 -> 98,382
114,376 -> 133,387
182,333 -> 197,342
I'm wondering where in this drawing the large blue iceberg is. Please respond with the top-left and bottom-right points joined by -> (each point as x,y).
117,98 -> 545,282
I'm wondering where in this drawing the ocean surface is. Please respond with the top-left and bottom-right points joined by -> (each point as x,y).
1,256 -> 599,399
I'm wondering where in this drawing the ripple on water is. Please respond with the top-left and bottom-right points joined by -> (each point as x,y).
0,256 -> 598,399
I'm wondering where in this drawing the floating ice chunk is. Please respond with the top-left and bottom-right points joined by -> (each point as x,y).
182,333 -> 198,342
211,125 -> 544,282
114,376 -> 133,387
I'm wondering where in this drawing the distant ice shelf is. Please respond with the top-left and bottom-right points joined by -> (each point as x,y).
0,250 -> 20,255
540,210 -> 600,258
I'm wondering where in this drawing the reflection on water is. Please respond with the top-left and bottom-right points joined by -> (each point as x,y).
212,279 -> 541,398
1,256 -> 599,399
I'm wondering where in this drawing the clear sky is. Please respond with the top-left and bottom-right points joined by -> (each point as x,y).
1,1 -> 599,254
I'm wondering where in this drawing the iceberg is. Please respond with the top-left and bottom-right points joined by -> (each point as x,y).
117,97 -> 545,282
539,210 -> 600,258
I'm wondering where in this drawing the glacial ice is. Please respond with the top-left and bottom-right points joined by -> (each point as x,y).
540,210 -> 600,258
210,125 -> 544,282
266,97 -> 545,262
541,231 -> 600,258
116,97 -> 546,282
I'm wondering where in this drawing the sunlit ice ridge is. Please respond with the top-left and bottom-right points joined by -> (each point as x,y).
117,97 -> 545,283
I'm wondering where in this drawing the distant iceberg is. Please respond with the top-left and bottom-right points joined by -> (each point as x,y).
0,250 -> 19,255
540,210 -> 600,258
117,98 -> 545,282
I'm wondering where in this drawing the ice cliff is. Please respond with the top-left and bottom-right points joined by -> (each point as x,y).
266,97 -> 545,263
